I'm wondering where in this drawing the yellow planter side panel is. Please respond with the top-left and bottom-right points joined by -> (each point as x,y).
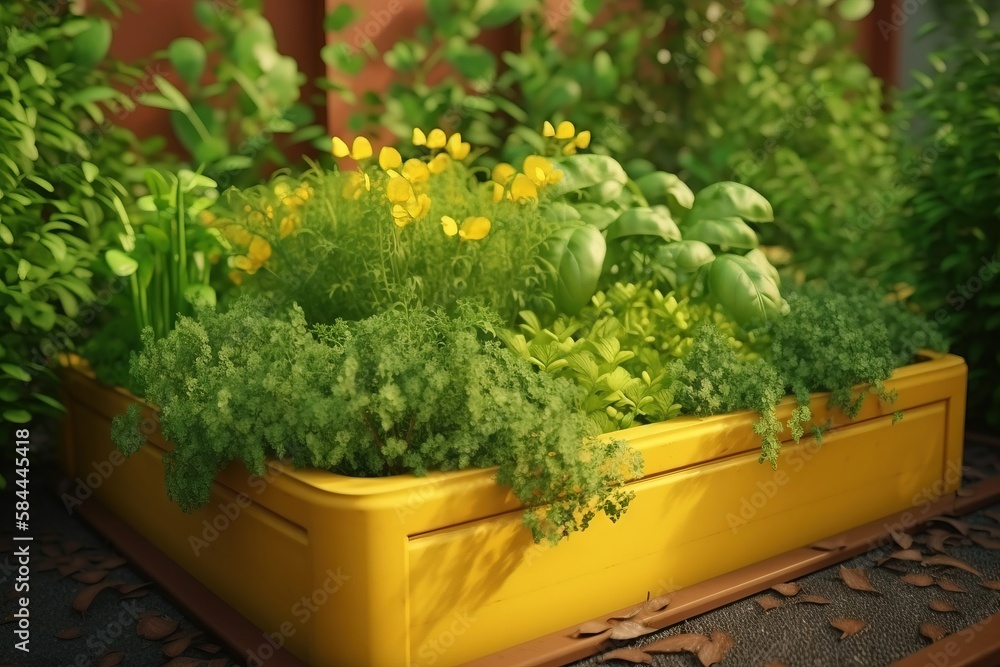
405,404 -> 950,666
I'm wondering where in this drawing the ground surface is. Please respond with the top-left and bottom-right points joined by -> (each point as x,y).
2,437 -> 999,667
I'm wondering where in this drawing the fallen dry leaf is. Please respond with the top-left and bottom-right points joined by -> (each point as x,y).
900,573 -> 936,587
574,620 -> 612,637
927,517 -> 971,536
72,582 -> 121,613
57,558 -> 88,577
969,524 -> 1000,538
72,570 -> 108,585
55,628 -> 82,640
644,633 -> 709,654
122,589 -> 150,600
886,549 -> 924,563
798,595 -> 833,605
609,595 -> 671,622
756,594 -> 782,611
115,582 -> 152,595
600,648 -> 653,665
957,488 -> 974,497
969,534 -> 1000,549
923,555 -> 984,577
697,630 -> 735,667
136,614 -> 179,641
42,545 -> 62,558
920,622 -> 948,642
830,617 -> 866,639
963,466 -> 990,481
609,620 -> 655,641
194,643 -> 220,654
98,557 -> 127,570
891,530 -> 914,550
97,652 -> 125,667
980,581 -> 1000,591
929,599 -> 958,613
771,583 -> 800,597
62,541 -> 83,554
927,532 -> 952,555
765,663 -> 789,667
840,566 -> 879,593
162,660 -> 226,667
984,510 -> 1000,523
163,636 -> 193,658
936,579 -> 968,593
85,553 -> 110,563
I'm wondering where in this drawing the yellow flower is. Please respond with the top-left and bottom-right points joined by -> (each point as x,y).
342,171 -> 371,200
331,136 -> 373,160
274,183 -> 291,198
575,130 -> 591,149
543,121 -> 556,137
510,173 -> 538,203
459,216 -> 491,240
428,153 -> 451,174
492,162 -> 516,186
401,158 -> 430,185
279,214 -> 301,239
386,174 -> 415,204
228,270 -> 244,285
296,183 -> 313,201
426,128 -> 447,149
445,132 -> 470,160
492,182 -> 509,203
412,193 -> 431,219
199,210 -> 217,224
379,146 -> 402,170
523,155 -> 563,187
392,205 -> 413,228
562,142 -> 577,156
412,127 -> 427,146
248,236 -> 272,263
555,121 -> 575,139
223,224 -> 253,246
440,215 -> 458,237
233,256 -> 254,271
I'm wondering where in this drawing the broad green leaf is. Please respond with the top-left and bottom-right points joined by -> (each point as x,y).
635,172 -> 695,209
541,225 -> 607,315
168,38 -> 207,86
688,181 -> 773,222
548,155 -> 628,198
708,254 -> 787,325
659,240 -> 716,272
106,249 -> 139,277
575,203 -> 619,230
685,216 -> 760,250
70,18 -> 112,68
743,248 -> 780,286
445,41 -> 496,80
606,207 -> 681,243
325,3 -> 358,30
543,202 -> 582,223
474,0 -> 532,27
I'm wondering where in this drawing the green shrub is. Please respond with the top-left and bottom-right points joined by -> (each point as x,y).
1,1 -> 136,425
114,297 -> 642,543
897,3 -> 1000,431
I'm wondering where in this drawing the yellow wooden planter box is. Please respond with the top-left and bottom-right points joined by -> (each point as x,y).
60,353 -> 967,667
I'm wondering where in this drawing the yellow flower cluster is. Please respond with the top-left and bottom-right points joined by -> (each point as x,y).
543,120 -> 591,155
412,127 -> 470,161
491,154 -> 563,204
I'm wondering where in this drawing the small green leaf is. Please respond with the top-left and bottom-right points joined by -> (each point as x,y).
26,59 -> 47,85
708,254 -> 787,325
837,0 -> 874,21
168,38 -> 207,86
2,364 -> 32,383
184,284 -> 217,309
685,217 -> 760,250
2,409 -> 32,424
17,259 -> 30,281
81,161 -> 99,183
659,240 -> 716,272
635,172 -> 695,209
106,249 -> 139,277
325,3 -> 358,30
548,155 -> 628,198
70,18 -> 112,68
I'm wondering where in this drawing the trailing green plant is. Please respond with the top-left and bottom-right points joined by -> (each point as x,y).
102,168 -> 224,342
1,1 -> 137,426
896,2 -> 1000,431
140,0 -> 324,188
113,297 -> 643,543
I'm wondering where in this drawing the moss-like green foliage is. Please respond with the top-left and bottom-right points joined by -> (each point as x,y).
115,297 -> 642,543
110,404 -> 145,457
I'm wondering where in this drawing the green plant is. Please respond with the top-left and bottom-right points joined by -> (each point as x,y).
1,1 -> 136,425
140,0 -> 323,188
501,282 -> 762,432
103,169 -> 224,342
113,297 -> 643,543
897,3 -> 1000,431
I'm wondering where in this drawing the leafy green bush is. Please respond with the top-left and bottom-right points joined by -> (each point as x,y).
898,4 -> 1000,431
1,2 -> 136,424
114,297 -> 642,543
